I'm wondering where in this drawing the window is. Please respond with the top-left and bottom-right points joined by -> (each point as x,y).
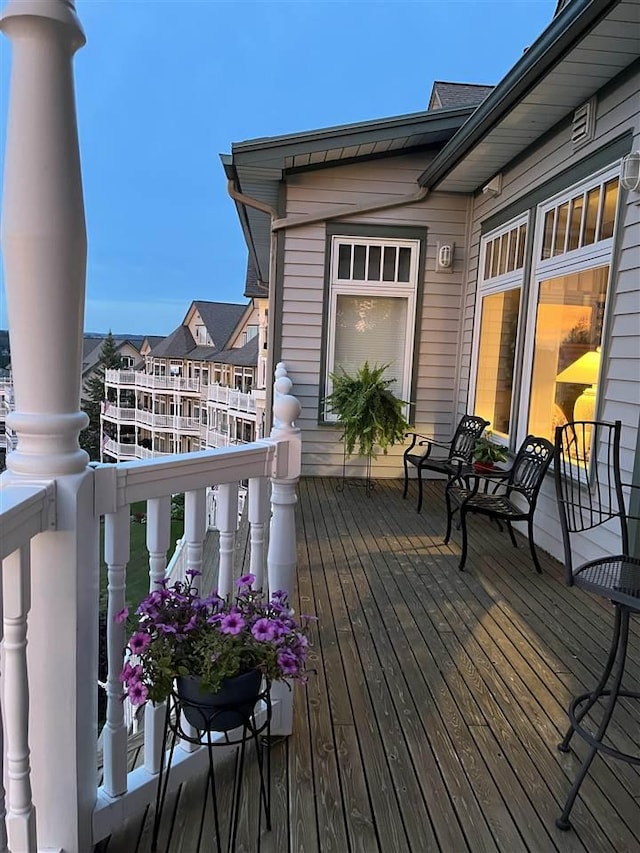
471,215 -> 528,441
120,356 -> 134,369
472,165 -> 620,460
324,235 -> 420,418
527,267 -> 608,441
244,325 -> 258,344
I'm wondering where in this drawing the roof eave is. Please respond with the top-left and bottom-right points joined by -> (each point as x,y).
418,0 -> 620,189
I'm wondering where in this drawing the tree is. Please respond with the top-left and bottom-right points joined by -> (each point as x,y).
79,331 -> 122,461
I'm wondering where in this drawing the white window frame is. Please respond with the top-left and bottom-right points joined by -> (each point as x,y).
324,235 -> 420,421
516,165 -> 619,447
469,213 -> 529,446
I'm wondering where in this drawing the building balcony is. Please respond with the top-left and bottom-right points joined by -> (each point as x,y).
207,383 -> 256,416
104,368 -> 201,394
102,406 -> 202,433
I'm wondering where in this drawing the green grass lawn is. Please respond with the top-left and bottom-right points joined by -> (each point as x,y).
99,501 -> 184,613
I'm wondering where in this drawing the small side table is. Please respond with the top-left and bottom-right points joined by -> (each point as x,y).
151,681 -> 272,853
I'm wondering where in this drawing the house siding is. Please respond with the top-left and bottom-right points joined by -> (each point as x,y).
278,154 -> 469,477
456,69 -> 640,565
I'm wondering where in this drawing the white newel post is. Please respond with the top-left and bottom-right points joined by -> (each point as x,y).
267,366 -> 302,736
0,2 -> 98,851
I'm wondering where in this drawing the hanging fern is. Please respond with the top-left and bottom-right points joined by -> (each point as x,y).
325,361 -> 409,459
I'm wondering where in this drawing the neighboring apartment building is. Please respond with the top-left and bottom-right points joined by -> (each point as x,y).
223,0 -> 640,567
0,332 -> 146,463
101,298 -> 263,461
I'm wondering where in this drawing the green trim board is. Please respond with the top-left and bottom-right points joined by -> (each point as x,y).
317,223 -> 429,426
480,131 -> 633,235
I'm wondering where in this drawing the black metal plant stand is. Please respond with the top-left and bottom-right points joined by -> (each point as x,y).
151,681 -> 272,853
336,444 -> 374,497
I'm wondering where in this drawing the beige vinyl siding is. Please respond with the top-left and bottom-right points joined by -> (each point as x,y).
278,154 -> 468,477
457,69 -> 640,565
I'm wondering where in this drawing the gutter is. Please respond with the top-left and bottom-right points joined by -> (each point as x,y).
418,0 -> 620,189
227,179 -> 430,235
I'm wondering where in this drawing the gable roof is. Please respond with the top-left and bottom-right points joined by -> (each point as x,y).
419,0 -> 638,193
192,301 -> 247,350
212,335 -> 259,367
224,105 -> 476,289
244,260 -> 267,299
148,325 -> 196,358
428,82 -> 494,111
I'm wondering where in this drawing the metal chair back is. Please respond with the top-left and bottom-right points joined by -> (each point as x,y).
450,415 -> 489,462
554,420 -> 629,582
507,434 -> 554,504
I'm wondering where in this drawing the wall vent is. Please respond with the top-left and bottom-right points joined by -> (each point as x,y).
572,98 -> 596,148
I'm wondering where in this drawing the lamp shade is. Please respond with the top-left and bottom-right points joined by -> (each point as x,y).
556,349 -> 601,385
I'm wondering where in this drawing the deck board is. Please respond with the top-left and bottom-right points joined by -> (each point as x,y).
102,477 -> 640,853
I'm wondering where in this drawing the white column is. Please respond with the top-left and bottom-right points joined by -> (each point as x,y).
267,367 -> 301,736
0,3 -> 98,851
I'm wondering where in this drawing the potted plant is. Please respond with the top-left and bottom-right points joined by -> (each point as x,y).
325,361 -> 409,460
472,433 -> 508,472
116,570 -> 312,731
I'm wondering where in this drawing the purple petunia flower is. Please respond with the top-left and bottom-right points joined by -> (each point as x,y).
186,569 -> 202,578
277,649 -> 299,676
220,612 -> 246,635
114,607 -> 129,624
156,623 -> 178,634
128,681 -> 149,706
129,631 -> 152,654
252,618 -> 277,642
236,573 -> 255,588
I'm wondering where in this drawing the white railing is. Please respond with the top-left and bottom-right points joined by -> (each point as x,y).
106,408 -> 202,431
93,365 -> 301,843
105,369 -> 201,394
207,383 -> 256,415
0,481 -> 56,852
102,404 -> 136,422
102,437 -> 173,461
0,366 -> 300,850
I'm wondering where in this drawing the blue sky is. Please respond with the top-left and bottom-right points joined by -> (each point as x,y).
1,0 -> 556,336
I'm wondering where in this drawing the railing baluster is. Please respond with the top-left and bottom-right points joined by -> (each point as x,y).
103,506 -> 130,797
180,489 -> 207,754
144,496 -> 171,775
2,545 -> 37,851
248,477 -> 269,591
185,489 -> 206,594
217,482 -> 238,597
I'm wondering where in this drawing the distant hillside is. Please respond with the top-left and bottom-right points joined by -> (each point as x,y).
0,329 -> 149,369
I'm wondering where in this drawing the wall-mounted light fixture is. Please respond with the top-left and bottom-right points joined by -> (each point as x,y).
435,241 -> 455,273
482,173 -> 502,198
620,151 -> 640,192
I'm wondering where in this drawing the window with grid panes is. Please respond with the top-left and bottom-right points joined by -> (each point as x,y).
324,236 -> 419,420
470,215 -> 528,443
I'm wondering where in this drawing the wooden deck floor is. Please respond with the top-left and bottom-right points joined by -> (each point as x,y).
101,477 -> 640,853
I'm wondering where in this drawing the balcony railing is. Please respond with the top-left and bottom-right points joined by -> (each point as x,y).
104,369 -> 201,394
0,366 -> 301,850
207,383 -> 256,415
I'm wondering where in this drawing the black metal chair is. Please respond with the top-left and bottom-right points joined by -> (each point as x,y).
444,433 -> 554,571
403,415 -> 488,513
553,420 -> 640,831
